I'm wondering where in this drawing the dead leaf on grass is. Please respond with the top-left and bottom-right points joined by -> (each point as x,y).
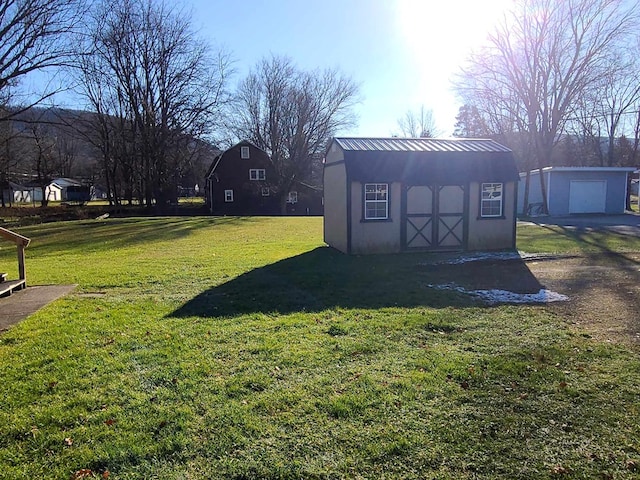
64,437 -> 73,446
551,464 -> 569,475
71,468 -> 92,479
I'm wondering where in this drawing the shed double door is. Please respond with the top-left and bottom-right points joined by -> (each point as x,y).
404,185 -> 466,250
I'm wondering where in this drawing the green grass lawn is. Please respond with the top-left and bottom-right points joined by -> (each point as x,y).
1,217 -> 639,479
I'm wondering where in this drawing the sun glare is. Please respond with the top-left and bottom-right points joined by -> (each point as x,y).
394,0 -> 510,132
395,0 -> 509,62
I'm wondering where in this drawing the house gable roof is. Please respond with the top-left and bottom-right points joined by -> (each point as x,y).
206,140 -> 266,179
331,137 -> 519,184
51,177 -> 83,188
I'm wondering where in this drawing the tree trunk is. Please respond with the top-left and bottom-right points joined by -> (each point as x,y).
625,172 -> 632,211
522,170 -> 531,215
538,165 -> 549,215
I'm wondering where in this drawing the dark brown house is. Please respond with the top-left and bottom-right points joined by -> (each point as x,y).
205,140 -> 323,215
283,181 -> 323,216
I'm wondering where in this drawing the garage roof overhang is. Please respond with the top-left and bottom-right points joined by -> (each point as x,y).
519,166 -> 637,177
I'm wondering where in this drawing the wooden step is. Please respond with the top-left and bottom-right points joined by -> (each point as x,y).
0,279 -> 26,297
0,273 -> 6,283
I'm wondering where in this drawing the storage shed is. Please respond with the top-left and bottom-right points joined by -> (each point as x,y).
323,137 -> 519,254
518,167 -> 635,216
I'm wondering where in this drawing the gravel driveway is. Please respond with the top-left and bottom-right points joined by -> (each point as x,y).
426,251 -> 640,345
517,214 -> 640,344
527,252 -> 640,345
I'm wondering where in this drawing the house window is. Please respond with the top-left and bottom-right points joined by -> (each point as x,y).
364,183 -> 388,220
241,146 -> 250,159
249,169 -> 266,181
480,183 -> 503,217
224,189 -> 234,202
261,187 -> 270,196
287,191 -> 298,204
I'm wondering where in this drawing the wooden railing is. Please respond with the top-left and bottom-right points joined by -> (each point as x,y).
0,227 -> 31,284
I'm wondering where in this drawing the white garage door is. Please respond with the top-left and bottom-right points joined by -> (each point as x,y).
569,180 -> 606,214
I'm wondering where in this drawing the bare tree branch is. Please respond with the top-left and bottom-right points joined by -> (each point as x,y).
455,0 -> 639,214
0,0 -> 88,119
396,105 -> 440,137
72,0 -> 232,206
231,55 -> 360,213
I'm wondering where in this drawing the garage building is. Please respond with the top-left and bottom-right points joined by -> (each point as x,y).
518,167 -> 635,216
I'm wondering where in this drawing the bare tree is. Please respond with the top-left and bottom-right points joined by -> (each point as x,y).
74,0 -> 232,206
14,110 -> 63,206
0,0 -> 87,119
232,55 -> 359,213
0,117 -> 19,206
396,105 -> 440,137
570,54 -> 640,167
456,0 -> 639,214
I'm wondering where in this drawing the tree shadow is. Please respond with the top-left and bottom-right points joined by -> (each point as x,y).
539,223 -> 640,265
23,216 -> 255,255
170,247 -> 545,318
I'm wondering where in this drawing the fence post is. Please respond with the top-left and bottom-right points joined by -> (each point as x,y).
17,243 -> 26,284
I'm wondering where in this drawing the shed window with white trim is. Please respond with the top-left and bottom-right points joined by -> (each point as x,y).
240,146 -> 250,159
480,183 -> 503,217
364,183 -> 388,220
249,169 -> 265,180
224,189 -> 234,202
287,191 -> 298,203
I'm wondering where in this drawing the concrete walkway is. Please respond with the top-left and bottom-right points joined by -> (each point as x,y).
0,285 -> 76,332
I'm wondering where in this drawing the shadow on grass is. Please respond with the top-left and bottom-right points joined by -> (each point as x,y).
21,216 -> 255,254
539,223 -> 640,265
171,247 -> 544,317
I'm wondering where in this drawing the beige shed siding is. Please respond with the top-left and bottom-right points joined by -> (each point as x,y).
350,181 -> 402,254
467,181 -> 516,250
323,146 -> 348,253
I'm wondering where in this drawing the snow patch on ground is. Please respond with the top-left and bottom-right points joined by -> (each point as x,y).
428,283 -> 569,305
421,251 -> 569,266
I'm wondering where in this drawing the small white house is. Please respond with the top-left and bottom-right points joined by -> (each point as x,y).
1,181 -> 34,204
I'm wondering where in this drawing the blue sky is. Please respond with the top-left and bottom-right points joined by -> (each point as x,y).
31,0 -> 511,138
190,0 -> 511,136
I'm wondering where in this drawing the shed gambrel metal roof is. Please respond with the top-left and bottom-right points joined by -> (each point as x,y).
334,137 -> 512,153
330,137 -> 519,184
